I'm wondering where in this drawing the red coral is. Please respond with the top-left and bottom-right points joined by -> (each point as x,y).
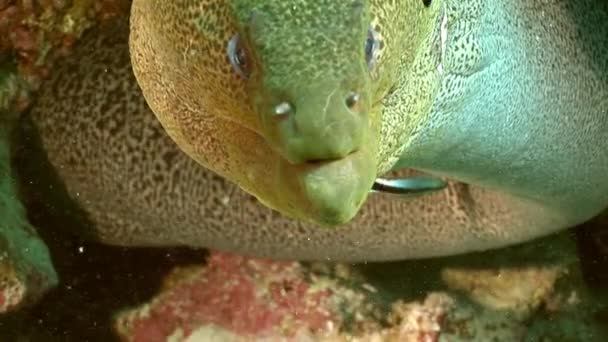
117,252 -> 337,341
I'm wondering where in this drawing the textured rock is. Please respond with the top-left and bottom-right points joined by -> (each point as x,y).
115,251 -> 459,342
114,234 -> 607,341
115,252 -> 375,341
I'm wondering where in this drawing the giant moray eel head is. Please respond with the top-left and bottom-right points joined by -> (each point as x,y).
130,0 -> 384,225
229,1 -> 380,223
229,1 -> 374,164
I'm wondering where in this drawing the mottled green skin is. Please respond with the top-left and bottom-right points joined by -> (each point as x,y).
129,0 -> 442,224
221,0 -> 608,227
229,1 -> 377,223
224,1 -> 447,223
234,2 -> 370,166
23,0 -> 608,261
399,0 -> 608,226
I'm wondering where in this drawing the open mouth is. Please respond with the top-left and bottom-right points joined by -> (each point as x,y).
297,149 -> 361,167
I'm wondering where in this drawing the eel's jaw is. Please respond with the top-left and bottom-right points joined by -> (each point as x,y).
277,147 -> 376,226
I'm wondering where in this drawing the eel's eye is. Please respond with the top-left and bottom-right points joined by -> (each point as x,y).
365,27 -> 380,69
227,34 -> 250,78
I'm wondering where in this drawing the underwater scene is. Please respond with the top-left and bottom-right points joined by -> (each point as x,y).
0,0 -> 607,341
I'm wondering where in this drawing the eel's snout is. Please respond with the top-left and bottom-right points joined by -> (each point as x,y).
259,85 -> 376,226
261,86 -> 367,165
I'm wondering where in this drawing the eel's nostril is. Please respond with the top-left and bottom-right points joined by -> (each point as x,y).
274,101 -> 294,117
345,92 -> 360,110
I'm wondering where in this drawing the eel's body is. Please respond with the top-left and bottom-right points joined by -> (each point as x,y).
22,0 -> 608,261
403,0 -> 608,225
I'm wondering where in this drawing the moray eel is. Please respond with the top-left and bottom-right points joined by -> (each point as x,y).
130,0 -> 608,227
24,1 -> 608,261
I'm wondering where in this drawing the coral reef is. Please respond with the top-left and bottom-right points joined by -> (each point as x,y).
115,252 -> 365,341
115,251 -> 454,342
114,234 -> 607,341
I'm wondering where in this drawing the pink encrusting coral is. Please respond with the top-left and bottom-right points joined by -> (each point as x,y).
115,252 -> 344,341
113,236 -> 606,342
114,251 -> 460,342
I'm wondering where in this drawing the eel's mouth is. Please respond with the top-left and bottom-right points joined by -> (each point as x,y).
278,147 -> 376,226
298,149 -> 360,168
282,152 -> 447,225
